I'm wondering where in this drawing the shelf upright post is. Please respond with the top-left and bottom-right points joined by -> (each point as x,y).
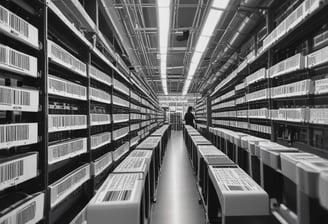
87,51 -> 95,195
41,2 -> 50,223
129,70 -> 132,150
266,8 -> 275,142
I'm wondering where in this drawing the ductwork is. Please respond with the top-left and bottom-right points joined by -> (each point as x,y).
99,0 -> 158,99
99,0 -> 140,68
200,0 -> 272,94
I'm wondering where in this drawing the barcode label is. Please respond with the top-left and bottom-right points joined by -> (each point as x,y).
0,86 -> 39,112
103,190 -> 132,201
113,95 -> 129,107
0,44 -> 37,77
90,114 -> 111,126
91,132 -> 111,150
113,114 -> 129,123
48,115 -> 87,132
113,127 -> 129,140
16,201 -> 36,224
48,40 -> 86,77
0,152 -> 38,191
0,160 -> 23,183
9,13 -> 28,38
309,108 -> 328,124
89,87 -> 111,104
315,78 -> 328,94
0,193 -> 44,224
307,45 -> 328,68
129,150 -> 152,158
93,152 -> 113,176
50,164 -> 90,207
94,173 -> 139,203
113,79 -> 129,95
0,6 -> 9,24
0,6 -> 38,48
0,123 -> 38,149
115,157 -> 146,171
285,3 -> 304,31
9,48 -> 30,71
112,142 -> 129,161
211,167 -> 264,192
48,75 -> 87,100
89,65 -> 112,86
48,138 -> 87,164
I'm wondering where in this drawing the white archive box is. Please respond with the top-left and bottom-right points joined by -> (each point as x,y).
0,6 -> 39,48
259,144 -> 298,170
112,142 -> 129,162
0,192 -> 44,224
87,173 -> 144,224
128,150 -> 153,160
281,152 -> 323,183
0,85 -> 39,112
0,44 -> 38,78
319,171 -> 328,210
0,152 -> 38,191
49,164 -> 90,208
208,166 -> 269,216
254,141 -> 286,158
0,123 -> 38,149
232,132 -> 249,148
297,160 -> 328,198
113,157 -> 149,177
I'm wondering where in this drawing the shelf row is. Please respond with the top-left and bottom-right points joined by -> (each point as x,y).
212,107 -> 328,124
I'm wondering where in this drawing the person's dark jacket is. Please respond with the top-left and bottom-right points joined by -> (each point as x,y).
184,112 -> 195,127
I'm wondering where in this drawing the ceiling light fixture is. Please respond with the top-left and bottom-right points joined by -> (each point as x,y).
182,0 -> 230,96
157,0 -> 171,95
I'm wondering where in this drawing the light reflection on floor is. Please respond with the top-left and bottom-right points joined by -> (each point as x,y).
151,130 -> 205,224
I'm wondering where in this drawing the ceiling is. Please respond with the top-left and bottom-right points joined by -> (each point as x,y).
112,0 -> 266,96
113,0 -> 212,95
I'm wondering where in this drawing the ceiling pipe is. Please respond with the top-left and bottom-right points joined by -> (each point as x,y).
100,0 -> 158,99
199,0 -> 272,94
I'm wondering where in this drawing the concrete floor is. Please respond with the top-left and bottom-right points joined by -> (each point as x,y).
151,130 -> 205,224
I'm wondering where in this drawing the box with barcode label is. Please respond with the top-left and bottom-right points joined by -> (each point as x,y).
92,152 -> 113,176
0,44 -> 38,77
209,166 -> 269,216
113,157 -> 149,179
48,40 -> 86,77
112,142 -> 129,161
0,152 -> 38,191
0,123 -> 38,149
0,86 -> 39,112
0,6 -> 39,48
89,65 -> 112,87
48,138 -> 87,164
87,173 -> 144,224
49,164 -> 90,208
0,192 -> 44,224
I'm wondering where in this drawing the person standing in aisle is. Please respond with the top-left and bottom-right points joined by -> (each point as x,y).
184,106 -> 196,127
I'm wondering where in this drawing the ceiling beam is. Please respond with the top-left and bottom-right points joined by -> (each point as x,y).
114,3 -> 199,8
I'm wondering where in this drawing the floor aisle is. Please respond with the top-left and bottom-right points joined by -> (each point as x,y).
151,130 -> 205,224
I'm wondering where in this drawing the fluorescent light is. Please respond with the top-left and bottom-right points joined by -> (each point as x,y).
195,36 -> 211,52
182,0 -> 230,95
202,10 -> 223,37
157,0 -> 171,95
158,1 -> 170,8
212,0 -> 230,9
191,52 -> 202,64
